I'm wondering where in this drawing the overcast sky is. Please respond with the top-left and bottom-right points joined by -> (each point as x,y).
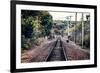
49,11 -> 90,21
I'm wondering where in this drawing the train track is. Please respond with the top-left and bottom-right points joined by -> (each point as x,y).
45,38 -> 67,61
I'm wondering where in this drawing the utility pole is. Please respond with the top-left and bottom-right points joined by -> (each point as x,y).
66,16 -> 69,36
75,12 -> 77,43
66,16 -> 72,36
81,13 -> 84,49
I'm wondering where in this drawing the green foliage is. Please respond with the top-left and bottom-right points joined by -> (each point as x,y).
83,34 -> 90,48
21,36 -> 30,50
22,24 -> 33,38
73,21 -> 90,49
76,23 -> 82,32
40,12 -> 53,36
21,10 -> 53,50
54,29 -> 60,35
21,10 -> 41,18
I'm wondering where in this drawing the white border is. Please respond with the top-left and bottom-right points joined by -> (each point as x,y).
16,4 -> 94,69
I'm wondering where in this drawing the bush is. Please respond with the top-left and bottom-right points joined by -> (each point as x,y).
83,34 -> 90,48
21,35 -> 30,50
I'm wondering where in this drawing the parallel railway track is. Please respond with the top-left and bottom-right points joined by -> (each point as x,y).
45,38 -> 67,61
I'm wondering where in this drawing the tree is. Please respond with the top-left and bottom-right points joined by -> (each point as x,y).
40,11 -> 53,37
21,10 -> 53,50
